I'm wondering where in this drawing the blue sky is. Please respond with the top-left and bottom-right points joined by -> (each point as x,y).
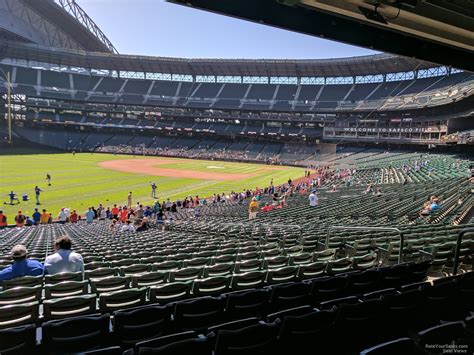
78,0 -> 379,59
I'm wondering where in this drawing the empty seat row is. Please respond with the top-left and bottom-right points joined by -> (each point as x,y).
1,270 -> 472,354
0,261 -> 433,328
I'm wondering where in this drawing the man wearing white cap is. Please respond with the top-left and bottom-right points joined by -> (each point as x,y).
0,245 -> 44,281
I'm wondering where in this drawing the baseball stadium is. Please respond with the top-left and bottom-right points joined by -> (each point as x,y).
0,0 -> 473,354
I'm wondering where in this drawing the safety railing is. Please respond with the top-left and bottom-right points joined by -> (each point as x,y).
453,227 -> 474,275
326,226 -> 405,264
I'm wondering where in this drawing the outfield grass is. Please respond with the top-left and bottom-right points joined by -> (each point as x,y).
0,153 -> 305,218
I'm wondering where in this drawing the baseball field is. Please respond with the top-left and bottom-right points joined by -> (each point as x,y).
0,152 -> 305,217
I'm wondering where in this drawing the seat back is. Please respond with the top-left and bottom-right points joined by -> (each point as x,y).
225,289 -> 271,319
85,268 -> 117,280
192,276 -> 232,296
417,321 -> 465,348
149,281 -> 192,304
263,256 -> 289,269
0,324 -> 36,354
138,335 -> 211,355
113,304 -> 172,348
231,271 -> 266,290
174,296 -> 225,332
0,285 -> 42,305
202,263 -> 234,277
120,264 -> 151,276
214,322 -> 278,355
270,282 -> 312,311
297,261 -> 327,280
43,294 -> 97,320
233,260 -> 263,273
0,302 -> 39,329
132,271 -> 169,288
1,275 -> 43,290
182,258 -> 211,268
360,337 -> 414,355
99,288 -> 147,313
44,271 -> 83,284
153,260 -> 183,272
169,267 -> 203,282
90,276 -> 131,293
44,280 -> 89,299
134,331 -> 197,353
42,313 -> 110,353
266,266 -> 298,285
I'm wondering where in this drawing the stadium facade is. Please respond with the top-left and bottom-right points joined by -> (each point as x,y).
0,0 -> 473,159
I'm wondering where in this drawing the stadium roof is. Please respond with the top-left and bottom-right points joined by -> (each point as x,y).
0,41 -> 440,77
167,0 -> 474,72
4,0 -> 116,53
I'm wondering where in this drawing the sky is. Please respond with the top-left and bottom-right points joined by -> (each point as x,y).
78,0 -> 379,59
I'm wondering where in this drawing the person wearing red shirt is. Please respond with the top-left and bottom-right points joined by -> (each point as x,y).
0,210 -> 7,228
70,210 -> 78,223
119,207 -> 128,223
112,205 -> 119,219
261,203 -> 274,213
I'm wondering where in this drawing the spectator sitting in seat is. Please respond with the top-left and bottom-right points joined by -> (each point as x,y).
0,245 -> 44,281
32,208 -> 41,225
44,236 -> 84,275
429,198 -> 440,212
261,203 -> 274,213
25,216 -> 35,226
136,217 -> 149,232
14,210 -> 26,227
420,196 -> 439,216
58,208 -> 67,224
109,219 -> 119,232
40,209 -> 49,224
70,210 -> 78,223
420,199 -> 431,216
120,219 -> 136,232
0,210 -> 7,229
272,192 -> 279,206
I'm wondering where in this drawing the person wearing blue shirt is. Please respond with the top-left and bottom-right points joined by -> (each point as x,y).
7,191 -> 19,205
32,208 -> 41,225
25,216 -> 35,226
0,245 -> 44,281
144,206 -> 153,218
85,207 -> 95,223
430,199 -> 440,212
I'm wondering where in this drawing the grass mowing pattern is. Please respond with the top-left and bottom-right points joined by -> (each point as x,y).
0,153 -> 305,217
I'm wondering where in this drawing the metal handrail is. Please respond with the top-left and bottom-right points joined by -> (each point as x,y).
453,227 -> 474,275
326,226 -> 404,264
